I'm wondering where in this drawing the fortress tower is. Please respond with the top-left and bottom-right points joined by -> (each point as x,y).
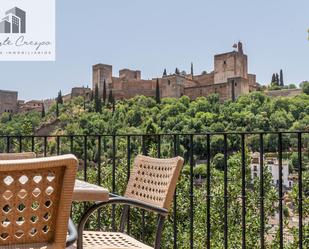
214,42 -> 248,84
92,64 -> 112,97
0,90 -> 18,114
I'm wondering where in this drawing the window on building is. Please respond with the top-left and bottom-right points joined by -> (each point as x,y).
253,172 -> 257,178
254,166 -> 257,171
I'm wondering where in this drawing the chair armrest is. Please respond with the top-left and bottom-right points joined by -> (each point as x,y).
107,194 -> 168,215
66,218 -> 78,247
77,195 -> 168,249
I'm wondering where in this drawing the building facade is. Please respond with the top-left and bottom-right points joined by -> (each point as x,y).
92,42 -> 259,102
18,100 -> 43,113
251,152 -> 293,189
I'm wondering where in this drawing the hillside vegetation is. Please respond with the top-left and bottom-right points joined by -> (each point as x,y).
1,92 -> 309,136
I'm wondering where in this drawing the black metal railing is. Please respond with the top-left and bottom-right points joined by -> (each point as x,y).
0,131 -> 308,249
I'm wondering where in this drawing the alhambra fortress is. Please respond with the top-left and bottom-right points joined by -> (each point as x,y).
5,42 -> 301,115
93,42 -> 259,102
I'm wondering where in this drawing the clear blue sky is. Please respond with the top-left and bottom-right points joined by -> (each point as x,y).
1,0 -> 308,100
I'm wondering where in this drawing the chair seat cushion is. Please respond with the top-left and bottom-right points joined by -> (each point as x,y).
81,231 -> 153,249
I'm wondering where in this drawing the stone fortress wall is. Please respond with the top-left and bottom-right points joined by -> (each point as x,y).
92,42 -> 259,102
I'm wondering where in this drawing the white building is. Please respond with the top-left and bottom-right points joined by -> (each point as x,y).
250,152 -> 293,188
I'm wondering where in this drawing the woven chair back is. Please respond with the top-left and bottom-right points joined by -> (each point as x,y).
0,155 -> 77,248
125,155 -> 184,210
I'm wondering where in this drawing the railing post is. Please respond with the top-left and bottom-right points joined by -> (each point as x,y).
189,134 -> 194,249
97,135 -> 102,230
111,134 -> 116,231
173,134 -> 178,249
142,135 -> 146,155
97,136 -> 102,186
224,134 -> 228,249
241,134 -> 246,249
278,132 -> 283,249
127,135 -> 131,234
83,135 -> 88,218
206,134 -> 211,249
84,136 -> 87,182
259,133 -> 265,248
6,136 -> 10,153
44,136 -> 47,157
298,132 -> 303,249
18,136 -> 22,152
31,136 -> 35,152
56,136 -> 60,155
141,135 -> 146,239
70,135 -> 74,154
157,134 -> 161,158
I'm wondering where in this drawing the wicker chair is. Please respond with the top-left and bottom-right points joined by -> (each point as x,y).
77,155 -> 184,249
0,154 -> 78,249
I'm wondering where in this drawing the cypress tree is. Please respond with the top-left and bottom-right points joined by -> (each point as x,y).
163,69 -> 167,77
56,102 -> 59,117
280,69 -> 284,86
57,90 -> 63,104
175,68 -> 180,75
271,73 -> 276,84
275,73 -> 280,85
108,89 -> 114,104
112,101 -> 115,113
94,84 -> 101,113
155,78 -> 161,104
103,79 -> 107,104
191,62 -> 194,76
